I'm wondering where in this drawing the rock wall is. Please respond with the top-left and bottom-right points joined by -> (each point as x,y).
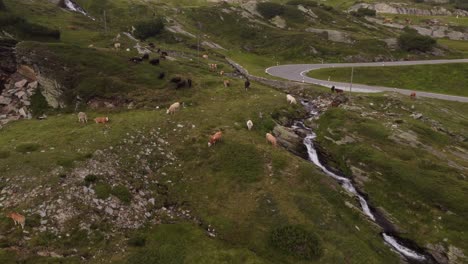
349,3 -> 468,17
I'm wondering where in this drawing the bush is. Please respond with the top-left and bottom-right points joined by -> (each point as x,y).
128,235 -> 146,247
351,8 -> 376,17
134,19 -> 164,40
30,90 -> 50,117
84,174 -> 98,186
270,225 -> 322,260
453,0 -> 468,11
257,2 -> 285,19
95,183 -> 112,199
112,185 -> 132,204
286,0 -> 318,7
398,29 -> 436,52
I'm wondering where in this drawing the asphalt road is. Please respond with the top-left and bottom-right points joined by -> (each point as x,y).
265,59 -> 468,102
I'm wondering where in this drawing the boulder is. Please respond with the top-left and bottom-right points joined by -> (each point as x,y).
0,96 -> 11,105
273,125 -> 307,159
15,79 -> 28,88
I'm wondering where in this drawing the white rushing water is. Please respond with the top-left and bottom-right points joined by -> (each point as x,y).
64,0 -> 95,20
383,233 -> 427,261
302,131 -> 427,262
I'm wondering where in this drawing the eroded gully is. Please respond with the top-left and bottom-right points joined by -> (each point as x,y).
291,100 -> 437,264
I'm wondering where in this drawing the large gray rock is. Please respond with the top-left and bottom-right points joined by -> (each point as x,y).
349,3 -> 468,17
306,28 -> 352,43
273,125 -> 307,159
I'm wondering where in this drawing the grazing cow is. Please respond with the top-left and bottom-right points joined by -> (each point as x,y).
266,133 -> 277,147
78,112 -> 88,123
150,58 -> 160,66
209,64 -> 218,72
223,80 -> 230,88
159,72 -> 166,79
208,131 -> 223,147
331,85 -> 336,92
383,18 -> 393,24
157,48 -> 161,54
246,120 -> 253,131
286,94 -> 297,104
161,51 -> 168,57
405,18 -> 412,25
187,78 -> 192,88
129,57 -> 143,63
410,92 -> 416,99
149,42 -> 155,48
7,212 -> 25,229
176,80 -> 187,89
245,79 -> 250,91
94,117 -> 109,124
202,54 -> 209,59
335,88 -> 344,93
167,102 -> 181,115
141,53 -> 150,60
114,43 -> 121,50
219,70 -> 224,76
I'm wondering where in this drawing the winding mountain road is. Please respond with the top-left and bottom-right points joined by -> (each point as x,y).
266,59 -> 468,102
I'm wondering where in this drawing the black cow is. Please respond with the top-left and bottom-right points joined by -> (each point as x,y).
149,58 -> 160,66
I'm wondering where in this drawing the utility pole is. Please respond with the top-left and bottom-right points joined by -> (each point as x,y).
349,67 -> 354,102
103,10 -> 108,33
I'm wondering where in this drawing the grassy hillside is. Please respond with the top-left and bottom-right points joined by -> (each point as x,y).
315,94 -> 468,254
308,63 -> 468,96
0,0 -> 467,263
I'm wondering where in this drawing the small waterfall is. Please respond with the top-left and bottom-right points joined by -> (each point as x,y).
63,0 -> 95,20
294,102 -> 434,263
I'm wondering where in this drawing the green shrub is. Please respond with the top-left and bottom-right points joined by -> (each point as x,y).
398,29 -> 436,52
134,19 -> 164,40
16,143 -> 41,153
257,2 -> 285,19
84,174 -> 98,186
30,90 -> 50,117
453,0 -> 468,11
95,183 -> 112,200
128,234 -> 146,247
112,185 -> 132,204
351,8 -> 376,17
270,225 -> 322,260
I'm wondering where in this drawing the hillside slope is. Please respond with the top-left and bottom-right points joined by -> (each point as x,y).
0,0 -> 467,263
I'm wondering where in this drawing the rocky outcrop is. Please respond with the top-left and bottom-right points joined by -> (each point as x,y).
273,125 -> 308,159
366,17 -> 468,41
305,28 -> 353,43
349,3 -> 468,17
16,44 -> 68,109
0,79 -> 39,127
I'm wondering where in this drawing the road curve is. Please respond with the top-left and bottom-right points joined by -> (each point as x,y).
265,59 -> 468,102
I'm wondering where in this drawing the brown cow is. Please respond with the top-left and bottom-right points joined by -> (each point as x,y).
410,92 -> 416,99
94,117 -> 109,124
208,131 -> 223,147
7,212 -> 25,229
266,133 -> 277,147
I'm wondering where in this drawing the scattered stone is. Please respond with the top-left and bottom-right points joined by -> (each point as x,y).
15,79 -> 28,88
